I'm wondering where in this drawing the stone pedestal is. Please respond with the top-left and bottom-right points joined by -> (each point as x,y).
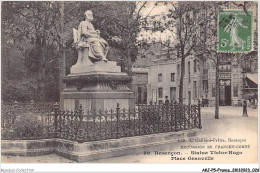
61,61 -> 134,112
71,61 -> 121,74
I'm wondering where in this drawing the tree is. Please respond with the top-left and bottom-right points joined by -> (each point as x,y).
2,2 -> 62,101
140,1 -> 257,119
193,1 -> 257,119
55,1 -> 154,85
2,1 -> 153,101
93,2 -> 157,77
145,2 -> 202,104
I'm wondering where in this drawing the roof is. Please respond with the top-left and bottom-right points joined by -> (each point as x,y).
132,67 -> 148,73
246,73 -> 258,84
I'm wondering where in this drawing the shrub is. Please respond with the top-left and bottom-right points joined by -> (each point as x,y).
1,103 -> 54,140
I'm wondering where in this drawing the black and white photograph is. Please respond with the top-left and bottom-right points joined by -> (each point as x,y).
1,0 -> 259,172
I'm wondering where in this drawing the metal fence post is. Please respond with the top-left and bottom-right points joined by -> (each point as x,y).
170,104 -> 173,131
174,101 -> 177,131
77,104 -> 84,143
198,99 -> 202,129
157,103 -> 160,132
53,102 -> 59,138
183,105 -> 186,130
116,103 -> 120,139
60,110 -> 64,138
138,103 -> 141,135
12,101 -> 19,139
188,105 -> 191,129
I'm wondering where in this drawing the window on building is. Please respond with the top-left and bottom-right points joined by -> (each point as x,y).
193,81 -> 197,98
188,62 -> 191,83
144,92 -> 147,104
243,59 -> 253,72
221,65 -> 224,71
194,60 -> 197,73
202,80 -> 208,98
212,85 -> 216,97
158,74 -> 162,82
137,76 -> 142,82
202,60 -> 208,74
219,64 -> 231,72
233,84 -> 238,97
158,87 -> 163,98
171,73 -> 175,82
170,87 -> 176,102
138,87 -> 142,103
177,64 -> 180,76
225,65 -> 229,71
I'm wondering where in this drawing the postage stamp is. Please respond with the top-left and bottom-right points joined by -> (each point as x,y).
218,10 -> 253,53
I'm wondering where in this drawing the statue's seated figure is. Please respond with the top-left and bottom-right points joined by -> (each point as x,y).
74,10 -> 109,64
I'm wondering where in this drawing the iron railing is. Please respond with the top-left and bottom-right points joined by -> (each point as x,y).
55,101 -> 202,143
1,101 -> 202,142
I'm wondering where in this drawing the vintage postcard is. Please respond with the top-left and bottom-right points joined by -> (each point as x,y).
1,0 -> 259,172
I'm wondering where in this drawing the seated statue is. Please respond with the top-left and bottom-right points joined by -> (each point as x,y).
75,10 -> 109,63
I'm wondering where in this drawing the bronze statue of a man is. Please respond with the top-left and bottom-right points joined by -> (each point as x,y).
77,10 -> 109,62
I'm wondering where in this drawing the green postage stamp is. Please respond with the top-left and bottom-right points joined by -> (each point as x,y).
218,10 -> 253,53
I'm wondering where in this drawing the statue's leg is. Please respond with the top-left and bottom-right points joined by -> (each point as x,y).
102,46 -> 108,62
104,46 -> 109,57
92,41 -> 108,62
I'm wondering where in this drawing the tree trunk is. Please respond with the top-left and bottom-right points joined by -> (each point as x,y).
215,53 -> 220,119
59,2 -> 65,100
179,49 -> 185,104
40,64 -> 46,101
37,43 -> 46,101
126,45 -> 132,89
214,5 -> 220,119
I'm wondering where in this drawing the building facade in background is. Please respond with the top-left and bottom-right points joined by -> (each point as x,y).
204,57 -> 244,106
148,56 -> 200,105
145,2 -> 257,107
131,58 -> 149,105
132,66 -> 148,104
145,44 -> 257,107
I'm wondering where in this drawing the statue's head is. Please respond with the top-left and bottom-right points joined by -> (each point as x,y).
85,10 -> 93,21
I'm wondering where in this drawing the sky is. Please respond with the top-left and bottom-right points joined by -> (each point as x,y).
136,1 -> 177,44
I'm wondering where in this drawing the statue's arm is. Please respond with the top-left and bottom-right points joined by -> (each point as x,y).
84,29 -> 99,38
238,22 -> 248,29
78,21 -> 99,39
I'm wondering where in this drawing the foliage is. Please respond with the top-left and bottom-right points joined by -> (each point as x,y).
90,2 -> 157,75
2,1 -> 148,102
2,80 -> 38,102
2,2 -> 61,102
13,113 -> 50,139
140,1 -> 257,118
142,1 -> 203,103
1,103 -> 54,140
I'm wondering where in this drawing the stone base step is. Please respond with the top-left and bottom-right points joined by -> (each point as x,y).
2,129 -> 201,162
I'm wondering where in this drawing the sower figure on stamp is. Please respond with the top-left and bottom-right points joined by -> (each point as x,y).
224,13 -> 248,50
74,10 -> 109,66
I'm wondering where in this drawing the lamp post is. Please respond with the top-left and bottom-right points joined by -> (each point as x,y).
241,70 -> 248,117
